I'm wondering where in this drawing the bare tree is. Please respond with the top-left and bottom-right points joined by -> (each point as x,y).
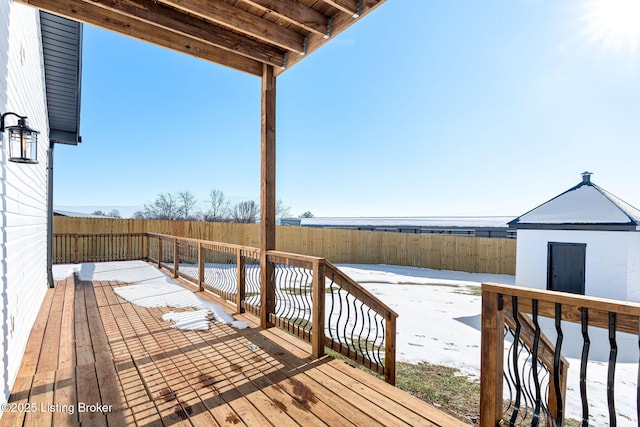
91,210 -> 106,216
299,211 -> 314,218
231,200 -> 259,223
177,190 -> 198,220
142,193 -> 181,220
107,209 -> 121,218
276,198 -> 291,219
204,189 -> 229,222
132,210 -> 146,220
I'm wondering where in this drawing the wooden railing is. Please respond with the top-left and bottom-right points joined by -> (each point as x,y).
53,232 -> 397,384
52,233 -> 147,263
481,283 -> 640,426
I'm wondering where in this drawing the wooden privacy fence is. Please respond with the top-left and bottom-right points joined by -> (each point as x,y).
53,232 -> 398,384
481,283 -> 640,426
54,217 -> 516,274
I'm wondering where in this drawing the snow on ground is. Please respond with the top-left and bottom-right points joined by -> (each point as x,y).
53,261 -> 637,424
338,264 -> 636,426
52,261 -> 247,330
336,264 -> 512,376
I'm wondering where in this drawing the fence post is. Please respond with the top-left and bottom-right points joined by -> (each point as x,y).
385,315 -> 397,385
480,288 -> 505,426
197,242 -> 204,292
144,234 -> 149,261
157,236 -> 162,269
311,259 -> 325,359
73,234 -> 79,264
173,238 -> 179,278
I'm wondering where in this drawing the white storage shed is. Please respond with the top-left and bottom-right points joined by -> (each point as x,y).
509,172 -> 640,302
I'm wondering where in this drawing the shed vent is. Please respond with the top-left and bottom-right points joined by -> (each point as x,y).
581,171 -> 593,184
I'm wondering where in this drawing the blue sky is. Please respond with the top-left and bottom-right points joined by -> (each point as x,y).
53,1 -> 640,218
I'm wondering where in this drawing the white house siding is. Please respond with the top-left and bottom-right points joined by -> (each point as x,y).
626,234 -> 640,302
515,229 -> 631,301
0,0 -> 49,408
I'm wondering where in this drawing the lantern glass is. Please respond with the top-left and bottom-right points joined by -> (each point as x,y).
7,122 -> 38,164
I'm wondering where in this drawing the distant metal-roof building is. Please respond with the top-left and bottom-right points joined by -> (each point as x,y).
300,216 -> 515,238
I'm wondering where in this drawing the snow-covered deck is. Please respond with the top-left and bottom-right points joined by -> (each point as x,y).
0,272 -> 466,427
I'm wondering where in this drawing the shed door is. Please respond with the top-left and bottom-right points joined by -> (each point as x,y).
547,242 -> 586,295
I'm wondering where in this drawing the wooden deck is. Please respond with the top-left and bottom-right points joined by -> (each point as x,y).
1,274 -> 468,426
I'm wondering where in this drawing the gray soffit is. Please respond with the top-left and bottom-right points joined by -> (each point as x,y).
40,11 -> 82,146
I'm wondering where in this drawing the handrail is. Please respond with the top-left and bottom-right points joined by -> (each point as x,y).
52,232 -> 397,384
323,261 -> 397,384
481,282 -> 640,426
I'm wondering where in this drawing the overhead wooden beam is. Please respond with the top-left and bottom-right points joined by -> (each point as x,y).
86,0 -> 287,67
276,0 -> 384,75
320,0 -> 360,17
238,0 -> 329,36
159,0 -> 306,54
260,64 -> 276,329
17,0 -> 264,75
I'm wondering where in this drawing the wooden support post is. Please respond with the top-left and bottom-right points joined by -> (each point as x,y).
157,236 -> 162,269
260,63 -> 276,329
480,289 -> 505,426
143,233 -> 149,261
311,259 -> 325,359
173,238 -> 179,278
385,315 -> 397,385
197,242 -> 204,292
73,234 -> 79,264
236,250 -> 246,314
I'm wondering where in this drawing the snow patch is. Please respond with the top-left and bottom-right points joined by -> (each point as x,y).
55,261 -> 248,330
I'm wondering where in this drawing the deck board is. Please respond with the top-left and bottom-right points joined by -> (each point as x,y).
1,269 -> 469,426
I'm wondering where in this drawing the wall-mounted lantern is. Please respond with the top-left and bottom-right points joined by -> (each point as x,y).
0,112 -> 39,164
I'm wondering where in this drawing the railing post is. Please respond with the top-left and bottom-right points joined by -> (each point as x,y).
236,250 -> 246,314
480,288 -> 505,426
260,253 -> 275,328
73,234 -> 79,264
385,315 -> 397,385
144,233 -> 149,261
548,360 -> 568,425
311,259 -> 325,359
173,238 -> 179,278
157,236 -> 162,269
197,242 -> 204,292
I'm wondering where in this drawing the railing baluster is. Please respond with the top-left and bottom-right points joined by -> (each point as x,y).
580,307 -> 590,427
509,297 -> 523,426
198,242 -> 204,292
531,299 -> 542,426
608,312 -> 618,427
552,303 -> 564,426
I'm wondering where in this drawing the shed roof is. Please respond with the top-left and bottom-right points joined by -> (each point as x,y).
509,173 -> 640,230
40,11 -> 82,145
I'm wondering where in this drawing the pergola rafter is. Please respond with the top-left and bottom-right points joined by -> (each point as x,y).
17,0 -> 385,75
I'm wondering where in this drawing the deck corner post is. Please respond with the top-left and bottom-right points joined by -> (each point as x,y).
197,241 -> 204,292
236,250 -> 246,314
260,63 -> 277,329
157,236 -> 162,269
480,287 -> 505,426
73,234 -> 79,264
311,259 -> 326,359
143,233 -> 149,261
173,238 -> 179,278
385,314 -> 397,385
